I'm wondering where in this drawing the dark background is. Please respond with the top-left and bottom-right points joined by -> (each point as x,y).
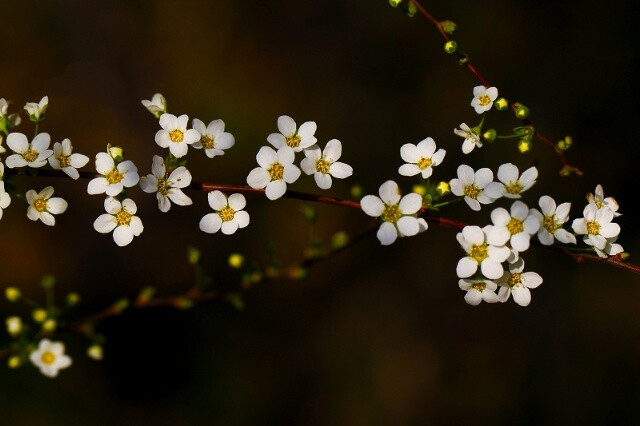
1,0 -> 639,424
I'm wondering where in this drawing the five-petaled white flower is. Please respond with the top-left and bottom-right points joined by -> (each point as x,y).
140,155 -> 192,212
141,93 -> 167,118
24,96 -> 48,121
93,197 -> 144,246
459,278 -> 500,306
456,225 -> 510,280
484,163 -> 537,200
87,152 -> 139,196
497,259 -> 543,307
26,186 -> 68,226
361,180 -> 427,246
267,115 -> 317,152
5,132 -> 53,168
300,139 -> 353,189
47,138 -> 90,180
587,184 -> 621,217
398,137 -> 446,179
191,118 -> 235,158
247,146 -> 301,200
571,203 -> 620,252
199,191 -> 250,235
0,181 -> 10,220
449,164 -> 496,211
487,201 -> 540,254
30,339 -> 72,378
454,123 -> 482,154
471,85 -> 498,114
155,113 -> 200,158
529,195 -> 576,246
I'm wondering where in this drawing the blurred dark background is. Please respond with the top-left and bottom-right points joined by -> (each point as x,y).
1,0 -> 639,424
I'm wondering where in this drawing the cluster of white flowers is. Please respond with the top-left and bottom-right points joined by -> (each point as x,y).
572,184 -> 623,258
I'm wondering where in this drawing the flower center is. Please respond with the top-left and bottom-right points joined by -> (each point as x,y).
33,199 -> 48,213
315,159 -> 330,174
463,184 -> 480,199
116,210 -> 132,226
268,162 -> 284,181
106,169 -> 124,184
470,243 -> 488,263
417,157 -> 432,170
471,281 -> 486,291
507,272 -> 522,287
157,179 -> 170,196
594,198 -> 603,209
586,220 -> 600,235
543,215 -> 559,233
381,204 -> 402,223
58,155 -> 70,168
41,351 -> 56,366
219,206 -> 236,222
505,181 -> 523,195
23,149 -> 38,163
478,95 -> 491,106
169,129 -> 184,143
200,135 -> 215,149
285,134 -> 301,148
506,217 -> 524,235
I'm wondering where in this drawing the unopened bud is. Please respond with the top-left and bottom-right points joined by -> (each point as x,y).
66,292 -> 80,306
107,144 -> 124,162
40,275 -> 56,289
436,181 -> 450,196
350,185 -> 363,200
6,316 -> 23,336
87,344 -> 104,360
412,185 -> 427,196
518,139 -> 532,153
187,246 -> 201,265
5,287 -> 21,302
482,128 -> 497,142
331,231 -> 349,249
457,53 -> 469,65
42,319 -> 57,332
514,103 -> 530,119
440,20 -> 457,34
32,309 -> 47,323
228,253 -> 245,269
8,356 -> 21,369
443,40 -> 457,54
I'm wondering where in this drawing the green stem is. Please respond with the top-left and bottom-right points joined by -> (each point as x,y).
431,197 -> 464,209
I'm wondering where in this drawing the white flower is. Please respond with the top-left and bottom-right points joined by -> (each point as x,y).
456,225 -> 510,279
141,93 -> 167,117
93,197 -> 144,246
29,339 -> 72,378
458,278 -> 499,306
449,164 -> 495,211
6,316 -> 22,335
25,186 -> 68,226
0,181 -> 10,220
487,201 -> 540,253
470,85 -> 498,114
497,259 -> 543,307
361,180 -> 426,246
87,152 -> 139,196
300,139 -> 353,189
47,138 -> 90,180
594,237 -> 624,259
199,191 -> 250,235
140,155 -> 192,212
247,146 -> 301,200
571,203 -> 620,251
191,118 -> 235,158
529,195 -> 576,246
454,123 -> 482,154
267,115 -> 317,152
484,163 -> 537,200
155,113 -> 200,158
5,132 -> 53,168
24,96 -> 48,121
397,137 -> 446,179
587,184 -> 621,217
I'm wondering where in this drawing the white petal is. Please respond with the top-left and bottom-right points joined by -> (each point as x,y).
247,167 -> 270,189
199,213 -> 222,233
376,222 -> 398,246
41,212 -> 56,226
87,177 -> 108,195
95,152 -> 114,174
554,229 -> 576,244
267,133 -> 286,149
396,216 -> 419,237
167,189 -> 192,206
538,195 -> 556,216
31,133 -> 51,152
497,163 -> 519,184
519,166 -> 538,185
378,180 -> 401,204
398,164 -> 421,176
456,257 -> 478,278
314,173 -> 332,189
522,272 -> 543,289
523,215 -> 540,234
297,121 -> 317,138
480,259 -> 504,280
360,195 -> 384,217
599,223 -> 620,238
277,115 -> 296,136
462,225 -> 485,245
482,182 -> 504,199
490,207 -> 510,226
464,290 -> 483,306
510,201 -> 529,220
121,198 -> 137,214
282,164 -> 301,183
168,167 -> 192,188
277,146 -> 296,166
221,220 -> 239,235
323,139 -> 342,161
157,194 -> 171,212
474,168 -> 493,188
537,229 -> 554,246
400,144 -> 420,163
511,286 -> 531,306
208,191 -> 228,210
487,225 -> 510,246
265,180 -> 287,200
94,214 -> 117,233
113,226 -> 135,246
7,133 -> 29,153
151,155 -> 165,177
234,210 -> 250,228
47,198 -> 68,214
329,162 -> 352,179
510,233 -> 531,252
457,164 -> 475,184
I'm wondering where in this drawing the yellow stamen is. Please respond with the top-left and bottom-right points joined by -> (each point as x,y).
507,273 -> 522,287
286,134 -> 301,148
58,155 -> 70,168
478,95 -> 491,106
381,204 -> 401,223
33,199 -> 47,213
116,210 -> 132,226
471,281 -> 486,291
219,206 -> 236,222
470,244 -> 489,263
41,351 -> 56,365
23,149 -> 38,163
315,159 -> 330,174
506,217 -> 524,235
169,129 -> 184,143
200,135 -> 215,149
543,215 -> 559,233
463,184 -> 480,199
586,221 -> 600,235
106,169 -> 124,184
268,162 -> 284,181
157,179 -> 170,196
417,157 -> 432,170
505,181 -> 523,195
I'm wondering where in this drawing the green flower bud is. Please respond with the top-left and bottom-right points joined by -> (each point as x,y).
187,246 -> 201,265
412,185 -> 427,196
228,253 -> 245,269
388,0 -> 402,7
40,275 -> 56,289
350,185 -> 363,200
518,139 -> 532,153
66,292 -> 80,306
5,287 -> 21,302
42,319 -> 57,332
457,53 -> 469,65
402,1 -> 417,17
32,309 -> 47,323
300,205 -> 317,224
111,298 -> 129,314
331,231 -> 349,249
514,103 -> 530,119
8,356 -> 21,369
482,129 -> 497,142
443,40 -> 457,54
494,97 -> 509,111
557,136 -> 573,151
440,20 -> 457,34
137,287 -> 156,304
107,144 -> 124,163
87,344 -> 104,361
436,181 -> 450,196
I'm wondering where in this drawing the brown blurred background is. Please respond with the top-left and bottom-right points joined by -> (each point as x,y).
1,0 -> 639,424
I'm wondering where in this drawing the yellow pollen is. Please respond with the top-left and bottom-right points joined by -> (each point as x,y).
595,199 -> 603,209
505,181 -> 523,195
381,204 -> 402,223
586,221 -> 600,235
33,199 -> 47,213
23,149 -> 38,163
169,129 -> 184,143
286,134 -> 301,148
268,162 -> 285,181
463,184 -> 480,199
470,244 -> 489,263
506,217 -> 524,235
315,159 -> 330,174
106,169 -> 124,184
417,157 -> 432,170
157,179 -> 170,195
41,351 -> 56,366
58,155 -> 71,168
471,282 -> 486,291
507,272 -> 522,287
116,210 -> 132,226
219,206 -> 236,222
478,95 -> 491,106
543,215 -> 559,233
200,135 -> 215,149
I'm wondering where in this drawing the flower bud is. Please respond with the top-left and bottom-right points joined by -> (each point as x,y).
6,316 -> 22,336
556,136 -> 573,151
331,231 -> 349,249
24,96 -> 48,121
228,253 -> 245,269
412,185 -> 427,196
111,298 -> 130,314
518,139 -> 531,153
66,292 -> 80,306
440,20 -> 457,34
187,246 -> 201,265
32,309 -> 47,323
402,1 -> 417,17
40,275 -> 56,289
482,128 -> 497,142
107,144 -> 124,163
5,287 -> 21,302
457,53 -> 469,65
494,97 -> 509,111
87,344 -> 104,360
514,103 -> 530,119
436,181 -> 450,196
443,40 -> 457,54
8,356 -> 21,369
350,185 -> 363,200
141,93 -> 167,119
388,0 -> 402,6
42,319 -> 57,332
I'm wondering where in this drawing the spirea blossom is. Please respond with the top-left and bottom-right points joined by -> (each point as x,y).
247,146 -> 301,200
48,138 -> 89,180
5,132 -> 53,168
191,119 -> 235,158
529,195 -> 576,246
24,96 -> 48,121
456,225 -> 510,280
449,164 -> 496,211
140,155 -> 192,212
141,93 -> 167,118
487,201 -> 540,254
155,113 -> 200,158
458,278 -> 499,306
267,115 -> 317,152
397,137 -> 446,179
0,181 -> 11,220
300,139 -> 353,189
471,85 -> 498,114
29,339 -> 72,378
571,203 -> 620,252
484,163 -> 537,200
87,152 -> 139,196
199,191 -> 250,235
454,123 -> 482,154
587,184 -> 620,217
497,259 -> 543,307
93,197 -> 144,246
25,186 -> 68,226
